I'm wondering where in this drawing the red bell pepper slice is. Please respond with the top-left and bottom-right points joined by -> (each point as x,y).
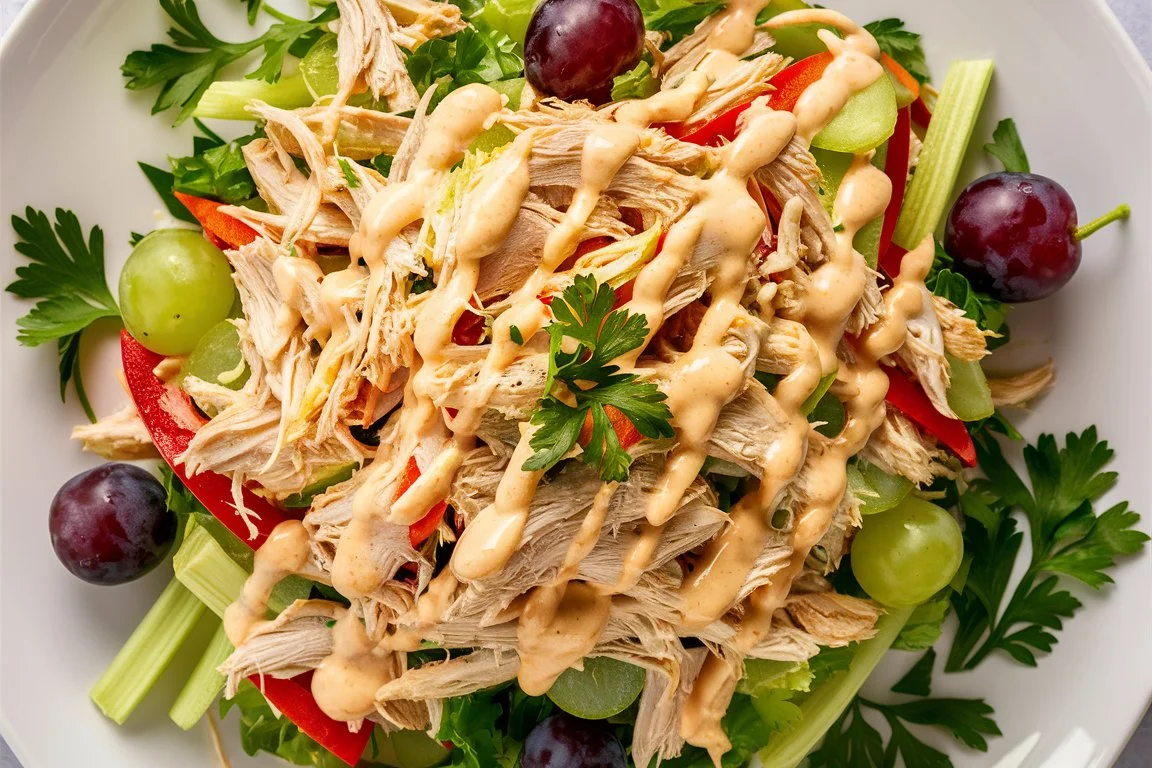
678,52 -> 834,146
578,405 -> 643,451
173,191 -> 259,250
256,676 -> 371,767
121,330 -> 289,547
399,456 -> 448,547
883,366 -> 977,467
910,96 -> 933,129
122,330 -> 371,765
877,106 -> 912,277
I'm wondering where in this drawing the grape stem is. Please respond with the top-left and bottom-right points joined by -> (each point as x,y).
1073,203 -> 1130,241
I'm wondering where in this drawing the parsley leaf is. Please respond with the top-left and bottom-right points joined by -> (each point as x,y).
612,60 -> 659,101
809,695 -> 1000,768
405,26 -> 523,111
437,690 -> 506,768
891,648 -> 937,697
523,275 -> 673,482
984,118 -> 1031,174
122,0 -> 336,124
170,120 -> 262,204
338,158 -> 361,189
893,589 -> 952,652
7,208 -> 121,422
637,0 -> 723,43
864,18 -> 931,84
947,429 -> 1149,671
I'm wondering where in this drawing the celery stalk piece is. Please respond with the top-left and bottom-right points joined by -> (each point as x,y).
757,607 -> 914,767
174,520 -> 249,618
892,60 -> 995,250
170,621 -> 234,730
89,578 -> 207,724
193,73 -> 314,120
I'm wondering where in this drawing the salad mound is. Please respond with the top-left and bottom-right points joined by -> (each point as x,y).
7,0 -> 1147,767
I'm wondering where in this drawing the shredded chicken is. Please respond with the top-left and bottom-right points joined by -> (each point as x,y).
988,360 -> 1056,408
932,294 -> 990,362
71,402 -> 159,461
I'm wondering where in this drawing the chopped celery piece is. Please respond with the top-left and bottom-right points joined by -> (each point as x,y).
892,60 -> 995,250
175,518 -> 309,617
470,124 -> 517,154
812,75 -> 898,154
738,660 -> 813,696
194,74 -> 315,120
569,226 -> 662,288
284,462 -> 358,508
174,521 -> 248,617
170,621 -> 233,730
758,607 -> 914,766
760,0 -> 830,60
801,371 -> 837,415
946,354 -> 994,421
300,33 -> 339,97
90,578 -> 207,724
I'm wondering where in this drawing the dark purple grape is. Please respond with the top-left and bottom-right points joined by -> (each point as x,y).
49,464 -> 175,585
944,172 -> 1080,302
521,714 -> 627,768
524,0 -> 645,104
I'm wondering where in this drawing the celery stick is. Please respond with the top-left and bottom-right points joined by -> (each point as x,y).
175,518 -> 310,618
90,578 -> 207,724
892,60 -> 995,250
174,521 -> 249,618
757,607 -> 914,767
170,621 -> 233,730
193,73 -> 314,120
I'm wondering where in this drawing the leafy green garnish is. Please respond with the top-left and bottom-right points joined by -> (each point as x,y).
808,693 -> 1000,768
337,158 -> 361,189
864,18 -> 930,84
122,0 -> 336,124
220,680 -> 346,768
171,121 -> 262,204
637,0 -> 723,43
984,118 -> 1031,174
523,275 -> 674,482
162,464 -> 255,570
663,695 -> 776,767
612,60 -> 659,101
138,162 -> 198,224
947,429 -> 1149,671
406,26 -> 523,111
928,241 -> 1010,350
893,589 -> 953,652
6,208 -> 121,422
890,648 -> 937,697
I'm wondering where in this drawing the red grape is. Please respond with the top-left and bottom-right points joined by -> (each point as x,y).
49,464 -> 175,585
944,172 -> 1080,302
522,713 -> 626,768
524,0 -> 645,104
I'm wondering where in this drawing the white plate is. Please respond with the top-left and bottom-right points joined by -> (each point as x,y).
2,1 -> 1150,766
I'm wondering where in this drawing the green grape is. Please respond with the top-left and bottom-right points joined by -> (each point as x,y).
119,230 -> 236,355
390,730 -> 450,768
812,74 -> 898,154
850,497 -> 963,607
181,321 -> 249,392
847,460 -> 913,516
546,656 -> 645,719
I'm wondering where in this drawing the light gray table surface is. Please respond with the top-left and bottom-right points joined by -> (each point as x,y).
1,0 -> 1149,766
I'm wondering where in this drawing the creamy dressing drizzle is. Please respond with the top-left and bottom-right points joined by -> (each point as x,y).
223,2 -> 936,749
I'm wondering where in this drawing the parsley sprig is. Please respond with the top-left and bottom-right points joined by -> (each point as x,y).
811,649 -> 1000,768
7,208 -> 121,422
984,118 -> 1031,174
947,428 -> 1149,671
122,0 -> 336,124
522,275 -> 674,482
864,18 -> 931,84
